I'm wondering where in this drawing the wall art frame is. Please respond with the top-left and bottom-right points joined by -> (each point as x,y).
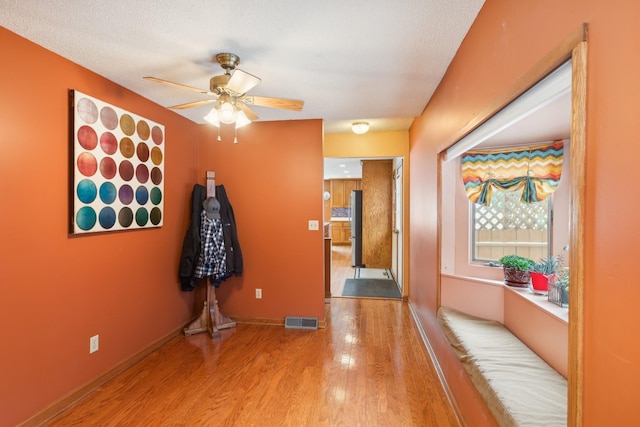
70,90 -> 165,234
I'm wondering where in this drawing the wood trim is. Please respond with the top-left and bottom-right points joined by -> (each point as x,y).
439,23 -> 588,153
568,39 -> 587,427
18,324 -> 186,427
437,151 -> 444,309
231,316 -> 285,326
230,316 -> 328,329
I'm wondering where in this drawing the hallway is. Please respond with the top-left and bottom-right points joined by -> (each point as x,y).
330,243 -> 399,298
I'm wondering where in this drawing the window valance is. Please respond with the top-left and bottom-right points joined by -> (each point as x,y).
461,140 -> 564,206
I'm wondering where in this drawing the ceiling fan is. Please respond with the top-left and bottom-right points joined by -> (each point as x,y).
144,52 -> 304,134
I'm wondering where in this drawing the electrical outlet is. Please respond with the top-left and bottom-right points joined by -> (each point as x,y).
308,220 -> 319,231
256,288 -> 262,299
90,335 -> 99,354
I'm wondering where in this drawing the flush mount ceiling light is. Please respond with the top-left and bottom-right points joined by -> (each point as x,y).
351,121 -> 370,134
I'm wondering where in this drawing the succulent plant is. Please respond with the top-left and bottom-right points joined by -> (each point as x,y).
498,255 -> 535,272
531,256 -> 558,275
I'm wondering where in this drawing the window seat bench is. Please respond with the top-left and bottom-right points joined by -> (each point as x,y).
437,306 -> 567,427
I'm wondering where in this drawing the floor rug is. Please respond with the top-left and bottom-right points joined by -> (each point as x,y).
354,268 -> 391,279
342,278 -> 402,299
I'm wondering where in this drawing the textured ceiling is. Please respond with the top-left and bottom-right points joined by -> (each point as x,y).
0,0 -> 485,132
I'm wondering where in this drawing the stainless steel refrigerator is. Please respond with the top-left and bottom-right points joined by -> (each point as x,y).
350,190 -> 364,267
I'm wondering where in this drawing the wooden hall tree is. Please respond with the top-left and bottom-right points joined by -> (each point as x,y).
183,171 -> 236,338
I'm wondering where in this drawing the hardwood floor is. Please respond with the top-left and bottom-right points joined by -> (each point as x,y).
330,243 -> 355,297
45,287 -> 459,426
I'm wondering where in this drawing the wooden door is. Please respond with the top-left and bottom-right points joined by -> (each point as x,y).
361,160 -> 393,268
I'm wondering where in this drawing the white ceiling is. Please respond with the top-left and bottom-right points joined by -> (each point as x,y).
324,158 -> 368,180
2,0 -> 570,181
0,0 -> 485,133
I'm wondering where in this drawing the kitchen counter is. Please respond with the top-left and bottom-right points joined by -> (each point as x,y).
329,219 -> 352,244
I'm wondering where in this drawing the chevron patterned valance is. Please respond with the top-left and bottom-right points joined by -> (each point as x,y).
461,140 -> 564,206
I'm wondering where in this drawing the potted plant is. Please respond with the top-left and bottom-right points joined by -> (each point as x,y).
529,256 -> 558,293
548,256 -> 569,307
498,255 -> 535,287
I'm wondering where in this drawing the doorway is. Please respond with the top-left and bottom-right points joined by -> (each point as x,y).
392,161 -> 403,291
324,157 -> 404,299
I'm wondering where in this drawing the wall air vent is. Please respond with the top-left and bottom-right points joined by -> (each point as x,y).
284,316 -> 318,330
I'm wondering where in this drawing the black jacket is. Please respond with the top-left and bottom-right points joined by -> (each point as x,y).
178,184 -> 243,291
215,184 -> 244,280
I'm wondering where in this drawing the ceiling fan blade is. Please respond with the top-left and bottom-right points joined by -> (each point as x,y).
143,76 -> 212,95
227,69 -> 261,95
237,102 -> 260,121
243,95 -> 304,111
168,99 -> 216,110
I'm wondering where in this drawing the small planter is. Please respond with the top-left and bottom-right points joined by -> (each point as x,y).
499,255 -> 535,288
530,272 -> 555,293
503,267 -> 531,288
548,280 -> 569,307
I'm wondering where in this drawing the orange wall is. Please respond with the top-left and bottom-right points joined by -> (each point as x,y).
0,26 -> 326,425
410,1 -> 640,425
324,130 -> 409,158
197,120 -> 325,322
0,27 -> 200,426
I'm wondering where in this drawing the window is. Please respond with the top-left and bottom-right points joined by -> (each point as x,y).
472,189 -> 551,262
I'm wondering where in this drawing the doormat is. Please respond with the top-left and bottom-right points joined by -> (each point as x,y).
354,268 -> 391,279
342,279 -> 401,299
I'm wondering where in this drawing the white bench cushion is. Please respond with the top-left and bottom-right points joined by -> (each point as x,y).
438,306 -> 567,427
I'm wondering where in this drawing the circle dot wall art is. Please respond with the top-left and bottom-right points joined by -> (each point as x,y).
72,90 -> 164,234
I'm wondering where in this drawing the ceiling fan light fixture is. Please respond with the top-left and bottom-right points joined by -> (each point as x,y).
203,107 -> 221,127
352,121 -> 370,134
147,52 -> 303,137
235,110 -> 252,129
218,99 -> 237,124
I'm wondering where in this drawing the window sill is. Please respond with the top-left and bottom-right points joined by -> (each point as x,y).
441,273 -> 504,287
504,285 -> 568,324
441,273 -> 568,324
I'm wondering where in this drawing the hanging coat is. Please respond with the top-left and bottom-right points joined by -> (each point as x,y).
178,184 -> 207,291
178,184 -> 243,291
215,184 -> 244,279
